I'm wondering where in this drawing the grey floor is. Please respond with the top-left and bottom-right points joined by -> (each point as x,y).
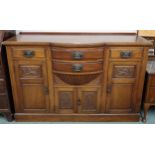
0,108 -> 155,124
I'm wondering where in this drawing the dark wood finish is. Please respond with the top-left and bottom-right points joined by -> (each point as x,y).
3,33 -> 152,122
0,30 -> 16,121
143,61 -> 155,122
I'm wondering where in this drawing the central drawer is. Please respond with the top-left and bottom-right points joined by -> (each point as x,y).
52,47 -> 104,60
53,60 -> 103,73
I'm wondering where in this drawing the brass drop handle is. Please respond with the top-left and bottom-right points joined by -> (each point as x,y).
23,50 -> 35,58
72,51 -> 84,60
72,64 -> 83,72
120,51 -> 132,58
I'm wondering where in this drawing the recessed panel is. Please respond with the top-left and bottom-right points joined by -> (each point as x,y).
19,65 -> 42,78
112,65 -> 136,78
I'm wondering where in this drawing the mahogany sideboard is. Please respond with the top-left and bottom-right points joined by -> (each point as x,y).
3,33 -> 152,122
0,30 -> 15,121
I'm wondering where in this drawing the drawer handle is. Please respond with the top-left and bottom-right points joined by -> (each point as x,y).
72,64 -> 83,72
23,50 -> 35,58
120,51 -> 132,58
72,51 -> 84,60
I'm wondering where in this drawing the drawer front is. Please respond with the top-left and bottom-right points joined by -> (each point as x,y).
12,47 -> 46,59
53,61 -> 103,73
149,76 -> 155,86
52,47 -> 103,60
110,47 -> 144,59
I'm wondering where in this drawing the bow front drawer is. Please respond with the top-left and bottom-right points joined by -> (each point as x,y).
11,47 -> 46,59
53,60 -> 103,73
110,47 -> 144,59
52,47 -> 104,60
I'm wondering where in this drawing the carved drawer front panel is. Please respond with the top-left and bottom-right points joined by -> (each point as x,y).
19,65 -> 42,78
55,87 -> 76,113
11,47 -> 46,59
110,47 -> 144,59
78,87 -> 100,113
112,65 -> 136,78
52,47 -> 104,61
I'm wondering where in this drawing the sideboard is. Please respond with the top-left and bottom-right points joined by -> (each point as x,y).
3,33 -> 152,122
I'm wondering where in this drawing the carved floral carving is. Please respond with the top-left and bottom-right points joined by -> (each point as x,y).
113,66 -> 136,78
59,92 -> 73,109
82,92 -> 96,110
20,65 -> 42,78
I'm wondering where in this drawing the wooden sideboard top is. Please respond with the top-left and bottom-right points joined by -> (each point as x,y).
2,33 -> 152,47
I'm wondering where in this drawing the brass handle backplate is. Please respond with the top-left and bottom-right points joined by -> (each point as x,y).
72,51 -> 84,60
120,51 -> 132,58
23,50 -> 35,58
72,64 -> 83,72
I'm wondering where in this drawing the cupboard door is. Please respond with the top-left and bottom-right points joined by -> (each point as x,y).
106,61 -> 140,113
55,87 -> 77,113
14,60 -> 50,113
78,87 -> 101,113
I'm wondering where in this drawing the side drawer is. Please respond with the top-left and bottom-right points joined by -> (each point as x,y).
110,47 -> 144,59
11,47 -> 46,59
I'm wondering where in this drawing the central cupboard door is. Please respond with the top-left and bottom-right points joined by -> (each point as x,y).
14,60 -> 50,113
54,87 -> 101,113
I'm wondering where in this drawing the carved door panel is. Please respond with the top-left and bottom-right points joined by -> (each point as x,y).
106,61 -> 141,113
14,60 -> 50,113
55,87 -> 77,113
78,87 -> 101,113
